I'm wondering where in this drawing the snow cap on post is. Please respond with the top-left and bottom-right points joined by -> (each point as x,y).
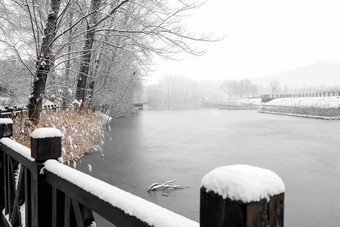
31,128 -> 62,162
201,165 -> 285,202
0,118 -> 13,139
200,165 -> 285,227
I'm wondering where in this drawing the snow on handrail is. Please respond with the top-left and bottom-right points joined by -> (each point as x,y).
44,160 -> 199,227
0,137 -> 34,161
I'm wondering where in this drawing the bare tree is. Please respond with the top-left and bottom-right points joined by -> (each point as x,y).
269,81 -> 280,96
1,0 -> 213,119
27,0 -> 62,123
221,79 -> 259,99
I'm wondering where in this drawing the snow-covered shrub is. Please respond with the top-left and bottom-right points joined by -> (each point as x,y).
13,105 -> 104,166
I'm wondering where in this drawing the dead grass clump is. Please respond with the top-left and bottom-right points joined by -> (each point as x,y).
13,106 -> 104,166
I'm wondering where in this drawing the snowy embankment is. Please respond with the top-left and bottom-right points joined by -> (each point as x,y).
260,97 -> 340,119
232,98 -> 262,106
263,97 -> 340,108
217,98 -> 261,110
45,160 -> 198,227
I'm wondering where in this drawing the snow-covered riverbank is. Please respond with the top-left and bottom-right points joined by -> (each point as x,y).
260,96 -> 340,119
263,96 -> 340,108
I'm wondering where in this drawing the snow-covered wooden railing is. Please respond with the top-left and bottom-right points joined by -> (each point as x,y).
0,105 -> 58,118
0,118 -> 285,227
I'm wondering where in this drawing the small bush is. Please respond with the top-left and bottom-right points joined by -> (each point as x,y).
13,106 -> 104,166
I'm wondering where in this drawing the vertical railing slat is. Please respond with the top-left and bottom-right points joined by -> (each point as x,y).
51,187 -> 58,227
64,195 -> 71,227
7,155 -> 13,217
25,168 -> 32,227
71,199 -> 85,227
31,164 -> 39,227
4,153 -> 8,214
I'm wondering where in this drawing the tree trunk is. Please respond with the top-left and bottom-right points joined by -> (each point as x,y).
63,6 -> 73,108
87,49 -> 103,106
27,0 -> 61,124
75,0 -> 101,104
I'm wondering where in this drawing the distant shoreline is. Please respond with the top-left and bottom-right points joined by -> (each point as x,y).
260,97 -> 340,120
258,109 -> 340,120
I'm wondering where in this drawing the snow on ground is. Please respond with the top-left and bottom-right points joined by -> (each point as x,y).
264,97 -> 340,108
44,160 -> 198,227
224,98 -> 262,105
30,128 -> 62,139
0,138 -> 34,161
201,165 -> 285,203
0,118 -> 13,124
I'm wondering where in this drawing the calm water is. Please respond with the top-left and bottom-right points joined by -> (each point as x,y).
79,109 -> 340,226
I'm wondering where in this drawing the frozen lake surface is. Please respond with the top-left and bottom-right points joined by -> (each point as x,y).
79,109 -> 340,226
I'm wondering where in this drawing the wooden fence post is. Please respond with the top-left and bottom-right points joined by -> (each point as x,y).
200,165 -> 285,227
0,119 -> 13,213
30,128 -> 62,227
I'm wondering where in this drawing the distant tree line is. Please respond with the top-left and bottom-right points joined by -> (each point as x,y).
144,75 -> 201,110
220,79 -> 259,98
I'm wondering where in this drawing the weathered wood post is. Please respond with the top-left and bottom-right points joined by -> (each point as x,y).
30,128 -> 62,227
200,165 -> 285,227
0,119 -> 13,213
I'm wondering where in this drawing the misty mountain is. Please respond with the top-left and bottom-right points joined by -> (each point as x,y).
253,61 -> 340,88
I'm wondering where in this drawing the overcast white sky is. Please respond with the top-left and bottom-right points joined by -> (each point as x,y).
147,0 -> 340,84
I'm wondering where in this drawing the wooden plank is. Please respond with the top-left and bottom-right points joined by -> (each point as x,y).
38,176 -> 53,227
29,162 -> 53,227
31,165 -> 39,227
51,187 -> 67,227
51,187 -> 57,227
7,155 -> 12,217
64,195 -> 71,227
54,188 -> 65,227
25,168 -> 32,227
1,144 -> 35,171
0,148 -> 4,212
71,199 -> 85,227
44,170 -> 150,226
268,193 -> 284,227
3,153 -> 8,214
